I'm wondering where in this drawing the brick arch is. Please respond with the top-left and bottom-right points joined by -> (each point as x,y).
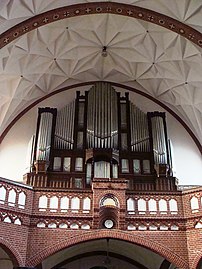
0,237 -> 23,266
100,193 -> 120,206
98,192 -> 121,208
192,253 -> 202,269
1,2 -> 202,49
27,230 -> 189,268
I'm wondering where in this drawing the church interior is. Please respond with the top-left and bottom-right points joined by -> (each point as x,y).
0,1 -> 202,269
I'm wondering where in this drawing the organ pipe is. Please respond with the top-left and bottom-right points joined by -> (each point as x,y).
54,100 -> 75,149
25,135 -> 35,172
87,82 -> 118,149
36,110 -> 55,163
130,103 -> 150,152
150,114 -> 167,164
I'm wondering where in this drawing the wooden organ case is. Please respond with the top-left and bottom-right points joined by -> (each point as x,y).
24,82 -> 177,191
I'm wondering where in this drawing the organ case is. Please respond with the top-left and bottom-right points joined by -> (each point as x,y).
24,82 -> 177,191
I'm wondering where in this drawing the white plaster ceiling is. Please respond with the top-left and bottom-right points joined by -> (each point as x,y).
0,0 -> 202,149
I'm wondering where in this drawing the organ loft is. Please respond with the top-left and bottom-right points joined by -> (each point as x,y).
24,82 -> 177,192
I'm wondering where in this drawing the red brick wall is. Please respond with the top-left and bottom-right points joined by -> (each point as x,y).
181,188 -> 202,269
0,179 -> 201,269
25,228 -> 189,268
186,229 -> 202,269
0,221 -> 29,266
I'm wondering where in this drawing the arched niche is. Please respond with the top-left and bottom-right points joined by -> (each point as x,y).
0,244 -> 19,269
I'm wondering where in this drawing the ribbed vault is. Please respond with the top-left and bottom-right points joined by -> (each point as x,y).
0,1 -> 202,152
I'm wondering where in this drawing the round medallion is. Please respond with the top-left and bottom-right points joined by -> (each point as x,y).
104,219 -> 114,229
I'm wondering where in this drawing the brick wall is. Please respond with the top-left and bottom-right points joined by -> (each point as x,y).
25,228 -> 189,268
0,221 -> 29,266
0,178 -> 201,269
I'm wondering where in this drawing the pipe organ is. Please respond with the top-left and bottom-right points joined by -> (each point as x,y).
24,82 -> 177,191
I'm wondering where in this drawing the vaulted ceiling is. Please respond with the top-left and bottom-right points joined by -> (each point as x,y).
0,0 -> 202,152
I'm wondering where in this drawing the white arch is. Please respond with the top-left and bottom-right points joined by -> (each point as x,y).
38,195 -> 48,211
0,186 -> 6,204
190,197 -> 199,212
8,189 -> 16,206
159,199 -> 167,213
71,197 -> 80,212
50,196 -> 58,211
127,198 -> 135,214
60,197 -> 69,212
18,192 -> 26,208
83,197 -> 91,212
138,199 -> 146,214
169,199 -> 178,214
148,199 -> 157,214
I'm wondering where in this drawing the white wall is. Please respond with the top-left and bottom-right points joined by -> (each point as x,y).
0,86 -> 201,185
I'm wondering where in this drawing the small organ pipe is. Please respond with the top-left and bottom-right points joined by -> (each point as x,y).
54,100 -> 75,149
66,104 -> 69,148
130,104 -> 149,152
71,101 -> 75,149
67,103 -> 70,148
100,83 -> 102,148
137,108 -> 139,151
65,105 -> 67,148
151,115 -> 167,165
41,113 -> 46,158
140,109 -> 143,152
36,111 -> 53,162
93,87 -> 96,148
61,105 -> 64,148
158,118 -> 163,163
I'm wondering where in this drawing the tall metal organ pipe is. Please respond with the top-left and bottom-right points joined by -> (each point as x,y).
54,100 -> 75,149
151,116 -> 167,164
87,83 -> 118,149
36,112 -> 53,161
130,103 -> 150,152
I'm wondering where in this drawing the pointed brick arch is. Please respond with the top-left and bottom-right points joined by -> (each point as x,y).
26,230 -> 189,268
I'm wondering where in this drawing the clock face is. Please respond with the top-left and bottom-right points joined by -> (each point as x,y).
104,219 -> 114,229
